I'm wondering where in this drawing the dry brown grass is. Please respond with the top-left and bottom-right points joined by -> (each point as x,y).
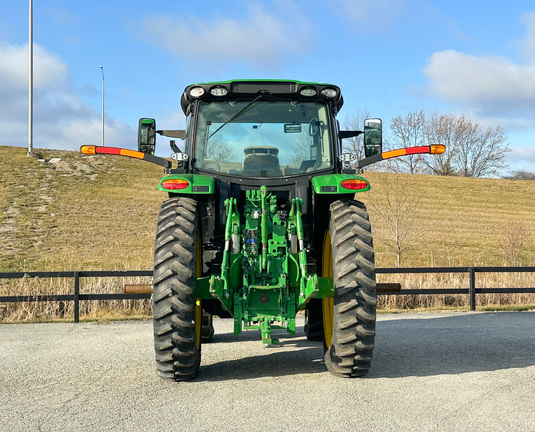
0,275 -> 152,323
0,146 -> 162,272
376,271 -> 535,311
359,171 -> 535,267
1,146 -> 534,320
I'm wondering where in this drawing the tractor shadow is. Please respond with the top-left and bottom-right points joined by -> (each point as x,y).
196,312 -> 535,381
197,324 -> 326,381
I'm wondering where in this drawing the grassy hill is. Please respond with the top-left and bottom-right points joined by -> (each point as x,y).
1,145 -> 534,273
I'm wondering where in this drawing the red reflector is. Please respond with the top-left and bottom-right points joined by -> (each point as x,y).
405,146 -> 430,155
340,179 -> 369,190
97,147 -> 121,155
161,179 -> 190,190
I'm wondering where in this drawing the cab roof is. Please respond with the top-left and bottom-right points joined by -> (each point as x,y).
180,79 -> 344,115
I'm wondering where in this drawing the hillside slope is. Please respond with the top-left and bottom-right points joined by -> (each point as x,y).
0,146 -> 162,272
1,145 -> 534,272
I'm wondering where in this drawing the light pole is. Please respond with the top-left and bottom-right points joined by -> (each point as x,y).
28,0 -> 34,157
99,66 -> 104,146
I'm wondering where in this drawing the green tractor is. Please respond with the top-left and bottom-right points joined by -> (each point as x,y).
81,80 -> 444,380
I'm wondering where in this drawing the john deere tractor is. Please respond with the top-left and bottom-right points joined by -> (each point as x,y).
81,80 -> 444,380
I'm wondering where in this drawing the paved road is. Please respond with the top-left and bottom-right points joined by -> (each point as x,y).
1,311 -> 534,431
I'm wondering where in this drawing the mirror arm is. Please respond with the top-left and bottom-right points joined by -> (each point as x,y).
170,140 -> 181,153
355,153 -> 383,170
339,130 -> 363,139
157,130 -> 187,140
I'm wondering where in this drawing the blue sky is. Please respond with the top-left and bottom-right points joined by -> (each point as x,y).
2,0 -> 535,174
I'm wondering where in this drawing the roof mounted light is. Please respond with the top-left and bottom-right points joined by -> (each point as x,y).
321,88 -> 338,98
189,87 -> 205,98
300,87 -> 317,97
210,86 -> 228,97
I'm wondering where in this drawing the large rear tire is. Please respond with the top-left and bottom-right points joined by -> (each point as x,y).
152,197 -> 203,381
322,199 -> 376,377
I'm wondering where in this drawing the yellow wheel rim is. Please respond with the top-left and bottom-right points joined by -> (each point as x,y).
321,230 -> 334,348
195,232 -> 202,349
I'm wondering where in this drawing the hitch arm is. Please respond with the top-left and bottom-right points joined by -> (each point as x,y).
80,145 -> 172,169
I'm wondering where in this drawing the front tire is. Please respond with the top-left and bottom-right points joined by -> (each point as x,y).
152,197 -> 203,381
322,199 -> 376,377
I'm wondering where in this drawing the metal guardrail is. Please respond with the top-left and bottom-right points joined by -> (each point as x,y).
0,267 -> 534,322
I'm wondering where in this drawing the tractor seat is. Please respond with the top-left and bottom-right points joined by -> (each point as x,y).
242,146 -> 282,177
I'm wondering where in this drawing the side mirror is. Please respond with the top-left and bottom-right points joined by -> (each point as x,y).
364,118 -> 382,157
138,118 -> 156,154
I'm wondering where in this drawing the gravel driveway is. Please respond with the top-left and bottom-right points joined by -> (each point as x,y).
1,311 -> 534,431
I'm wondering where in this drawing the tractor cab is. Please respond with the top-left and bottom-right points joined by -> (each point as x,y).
137,80 -> 382,181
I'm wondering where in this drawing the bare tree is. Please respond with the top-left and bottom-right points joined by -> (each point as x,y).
455,120 -> 509,177
366,175 -> 420,267
504,170 -> 535,180
205,136 -> 237,162
425,113 -> 510,178
424,112 -> 458,175
387,111 -> 427,174
346,109 -> 510,177
288,133 -> 313,167
341,109 -> 370,163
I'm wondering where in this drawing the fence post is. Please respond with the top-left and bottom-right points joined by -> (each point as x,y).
74,271 -> 80,323
469,267 -> 476,311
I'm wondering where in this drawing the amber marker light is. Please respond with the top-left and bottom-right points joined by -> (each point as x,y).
340,179 -> 369,190
161,179 -> 190,190
80,145 -> 97,155
120,149 -> 145,159
430,144 -> 446,154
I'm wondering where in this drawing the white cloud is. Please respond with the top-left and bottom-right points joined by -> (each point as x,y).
0,42 -> 135,151
140,3 -> 312,71
507,144 -> 535,172
424,49 -> 535,131
424,50 -> 535,106
424,14 -> 535,131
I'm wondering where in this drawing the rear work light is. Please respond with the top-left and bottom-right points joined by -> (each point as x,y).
321,88 -> 338,98
340,179 -> 369,190
300,87 -> 317,97
161,179 -> 190,190
189,87 -> 205,98
210,86 -> 228,96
